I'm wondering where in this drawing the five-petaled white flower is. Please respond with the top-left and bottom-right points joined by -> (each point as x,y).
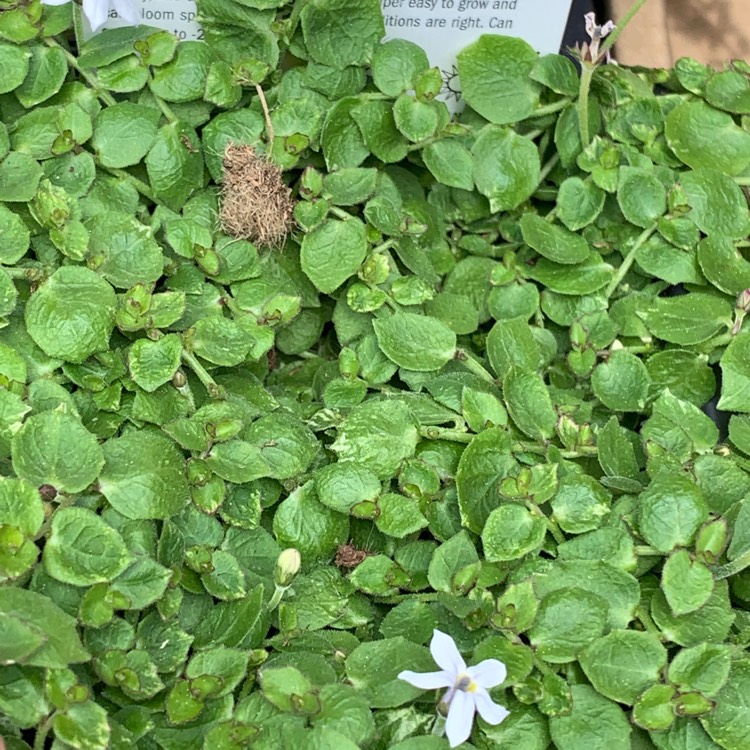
398,629 -> 509,748
41,0 -> 140,33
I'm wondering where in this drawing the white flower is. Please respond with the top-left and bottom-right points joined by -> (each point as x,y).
41,0 -> 140,33
398,629 -> 509,748
583,11 -> 616,64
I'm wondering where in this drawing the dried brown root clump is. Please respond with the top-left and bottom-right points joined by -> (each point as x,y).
219,143 -> 295,248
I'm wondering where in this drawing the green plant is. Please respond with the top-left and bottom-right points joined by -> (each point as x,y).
1,0 -> 750,748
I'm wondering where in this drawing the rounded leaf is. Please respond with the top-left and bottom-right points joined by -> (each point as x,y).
24,266 -> 116,363
374,312 -> 456,372
99,432 -> 189,520
11,409 -> 104,493
44,507 -> 131,587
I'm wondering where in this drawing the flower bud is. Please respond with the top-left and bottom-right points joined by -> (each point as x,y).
274,548 -> 301,587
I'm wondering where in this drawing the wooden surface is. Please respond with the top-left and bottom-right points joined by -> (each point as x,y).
609,0 -> 750,68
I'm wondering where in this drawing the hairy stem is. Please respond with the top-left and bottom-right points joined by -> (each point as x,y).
604,224 -> 657,298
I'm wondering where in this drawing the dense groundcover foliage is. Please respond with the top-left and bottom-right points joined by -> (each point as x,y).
2,0 -> 750,748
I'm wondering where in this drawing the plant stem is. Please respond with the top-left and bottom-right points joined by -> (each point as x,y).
604,224 -> 657,298
44,38 -> 117,107
712,548 -> 750,580
635,545 -> 662,557
181,349 -> 224,398
255,83 -> 275,146
455,349 -> 496,384
532,97 -> 574,118
577,61 -> 596,149
267,583 -> 288,611
538,153 -> 561,186
100,166 -> 158,203
34,716 -> 55,750
419,427 -> 473,443
2,265 -> 45,281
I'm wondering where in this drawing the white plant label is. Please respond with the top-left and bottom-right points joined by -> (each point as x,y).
97,0 -> 202,40
382,0 -> 574,106
97,0 -> 574,109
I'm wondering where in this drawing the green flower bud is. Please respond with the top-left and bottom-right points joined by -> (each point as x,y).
274,548 -> 301,587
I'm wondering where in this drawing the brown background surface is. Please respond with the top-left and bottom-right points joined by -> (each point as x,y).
609,0 -> 750,68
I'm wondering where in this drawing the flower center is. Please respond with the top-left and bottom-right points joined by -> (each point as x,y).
456,673 -> 478,693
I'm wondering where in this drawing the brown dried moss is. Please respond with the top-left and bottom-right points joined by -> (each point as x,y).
219,144 -> 295,248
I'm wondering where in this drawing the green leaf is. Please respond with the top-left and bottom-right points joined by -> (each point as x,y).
145,122 -> 203,211
191,316 -> 255,367
149,42 -> 210,102
719,333 -> 750,412
706,70 -> 750,113
697,235 -> 750,294
598,417 -> 640,480
617,167 -> 667,228
638,292 -> 732,345
24,266 -> 116,363
89,212 -> 164,289
54,700 -> 110,750
532,560 -> 640,630
556,176 -> 605,231
272,482 -> 348,563
11,408 -> 104,493
633,684 -> 677,731
701,660 -> 750,750
639,472 -> 707,553
44,507 -> 131,587
679,168 -> 750,239
580,630 -> 667,705
661,549 -> 714,616
427,530 -> 479,594
242,412 -> 319,481
526,252 -> 613,295
371,40 -> 429,96
472,126 -> 540,212
301,218 -> 367,294
651,580 -> 734,647
351,99 -> 409,163
313,683 -> 375,745
301,0 -> 384,68
503,368 -> 556,441
592,350 -> 651,412
669,644 -> 731,697
345,637 -> 433,708
549,685 -> 632,749
315,461 -> 381,514
332,399 -> 419,479
482,504 -> 546,562
0,43 -> 31,94
99,431 -> 190,520
375,493 -> 427,538
322,168 -> 377,206
15,45 -> 68,108
551,475 -> 611,534
0,152 -> 43,202
0,203 -> 30,264
393,95 -> 439,143
457,36 -> 540,124
642,390 -> 719,461
128,334 -> 183,393
91,103 -> 161,168
486,318 -> 540,379
0,587 -> 89,667
373,312 -> 456,372
321,97 -> 370,170
456,428 -> 516,533
520,214 -> 590,265
422,139 -> 474,191
665,101 -> 750,175
528,588 -> 609,663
